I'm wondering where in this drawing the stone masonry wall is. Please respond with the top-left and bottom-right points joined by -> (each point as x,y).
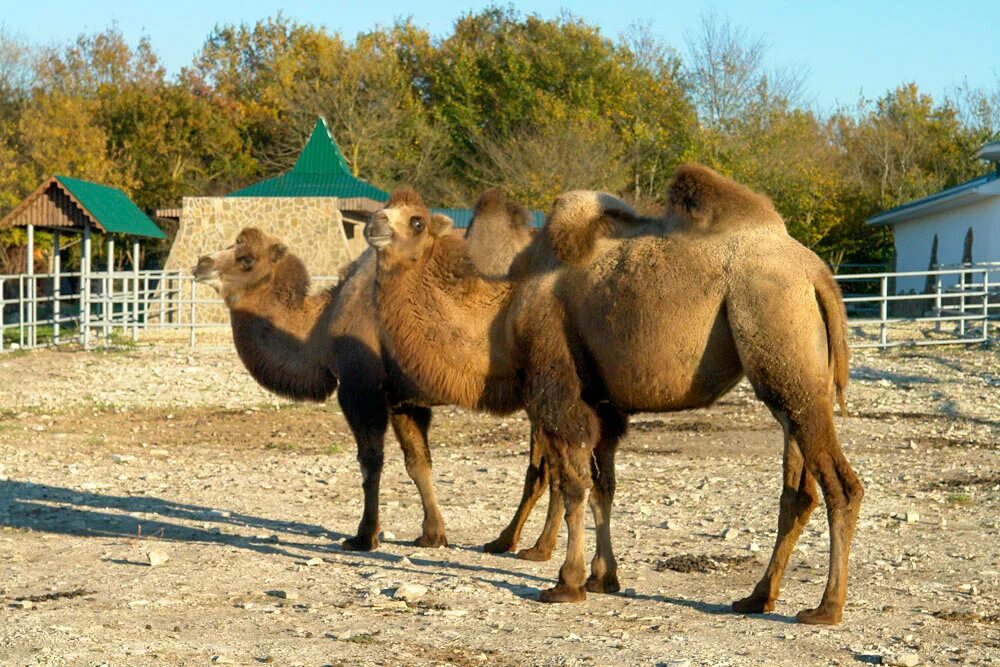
163,197 -> 353,324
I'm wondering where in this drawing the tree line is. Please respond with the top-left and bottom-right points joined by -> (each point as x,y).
1,7 -> 998,270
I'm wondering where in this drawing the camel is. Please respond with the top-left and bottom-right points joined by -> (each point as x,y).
191,209 -> 563,558
365,164 -> 862,625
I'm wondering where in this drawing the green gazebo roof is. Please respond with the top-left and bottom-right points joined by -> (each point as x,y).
227,118 -> 389,201
0,175 -> 165,239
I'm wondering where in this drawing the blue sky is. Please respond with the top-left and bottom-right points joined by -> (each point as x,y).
2,0 -> 997,113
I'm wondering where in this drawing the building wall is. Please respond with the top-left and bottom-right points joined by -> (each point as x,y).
892,197 -> 999,294
163,197 -> 354,323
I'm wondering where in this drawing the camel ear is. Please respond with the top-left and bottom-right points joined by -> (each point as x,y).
429,214 -> 453,237
269,243 -> 288,262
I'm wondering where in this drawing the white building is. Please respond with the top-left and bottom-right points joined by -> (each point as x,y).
868,141 -> 1000,294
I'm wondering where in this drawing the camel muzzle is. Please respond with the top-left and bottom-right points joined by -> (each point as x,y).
365,212 -> 394,249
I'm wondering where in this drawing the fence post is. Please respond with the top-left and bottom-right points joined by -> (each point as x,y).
984,269 -> 991,343
104,236 -> 114,341
189,278 -> 197,348
934,274 -> 942,333
958,269 -> 967,338
53,230 -> 61,343
81,223 -> 91,349
879,275 -> 888,349
132,240 -> 140,342
26,224 -> 35,348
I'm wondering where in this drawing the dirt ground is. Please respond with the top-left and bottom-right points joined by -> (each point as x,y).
1,338 -> 998,666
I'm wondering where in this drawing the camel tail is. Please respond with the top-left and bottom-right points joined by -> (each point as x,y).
813,267 -> 850,416
546,191 -> 642,265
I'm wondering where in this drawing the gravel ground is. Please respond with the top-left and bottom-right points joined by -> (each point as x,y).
0,338 -> 998,666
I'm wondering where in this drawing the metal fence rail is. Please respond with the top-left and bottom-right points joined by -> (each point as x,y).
2,263 -> 997,353
1,269 -> 338,352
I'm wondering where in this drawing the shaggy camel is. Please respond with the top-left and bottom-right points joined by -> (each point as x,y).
365,165 -> 862,625
192,212 -> 562,558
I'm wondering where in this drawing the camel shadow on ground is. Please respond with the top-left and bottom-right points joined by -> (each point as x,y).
0,480 -> 796,622
0,479 -> 552,586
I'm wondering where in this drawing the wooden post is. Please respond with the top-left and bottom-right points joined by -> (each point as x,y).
132,239 -> 140,341
934,274 -> 942,332
26,224 -> 36,347
82,223 -> 91,349
189,278 -> 197,348
53,230 -> 61,343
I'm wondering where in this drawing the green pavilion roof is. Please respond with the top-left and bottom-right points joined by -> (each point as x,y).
0,175 -> 165,239
227,118 -> 389,201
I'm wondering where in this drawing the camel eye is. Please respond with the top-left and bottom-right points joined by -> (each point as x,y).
409,216 -> 425,233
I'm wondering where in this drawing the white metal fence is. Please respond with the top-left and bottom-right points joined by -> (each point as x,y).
2,263 -> 997,353
1,269 -> 339,352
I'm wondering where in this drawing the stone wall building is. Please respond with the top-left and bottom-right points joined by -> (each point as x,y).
162,118 -> 388,323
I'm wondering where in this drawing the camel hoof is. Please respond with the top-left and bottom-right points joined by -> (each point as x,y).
585,573 -> 621,594
341,534 -> 379,551
732,593 -> 775,615
795,606 -> 842,625
415,533 -> 448,548
538,584 -> 586,604
483,535 -> 516,554
516,545 -> 553,562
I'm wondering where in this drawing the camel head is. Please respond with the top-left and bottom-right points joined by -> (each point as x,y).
365,187 -> 453,262
193,227 -> 306,307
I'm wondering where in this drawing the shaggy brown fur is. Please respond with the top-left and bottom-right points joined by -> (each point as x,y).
368,166 -> 862,625
194,221 -> 557,558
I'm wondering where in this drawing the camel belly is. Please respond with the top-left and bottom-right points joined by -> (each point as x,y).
569,239 -> 743,411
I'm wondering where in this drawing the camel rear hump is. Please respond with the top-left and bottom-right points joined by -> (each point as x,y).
667,163 -> 787,234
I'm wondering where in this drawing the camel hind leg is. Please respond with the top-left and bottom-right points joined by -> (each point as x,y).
729,281 -> 863,624
390,405 -> 447,548
484,426 -> 553,556
586,405 -> 627,594
733,425 -> 818,613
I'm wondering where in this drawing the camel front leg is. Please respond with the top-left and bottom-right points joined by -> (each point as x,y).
390,405 -> 447,548
485,426 -> 549,554
339,385 -> 388,551
517,460 -> 561,562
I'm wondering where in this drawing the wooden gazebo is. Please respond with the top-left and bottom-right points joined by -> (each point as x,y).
0,176 -> 164,347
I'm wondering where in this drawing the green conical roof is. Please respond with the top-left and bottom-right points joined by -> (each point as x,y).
227,117 -> 388,200
293,118 -> 353,174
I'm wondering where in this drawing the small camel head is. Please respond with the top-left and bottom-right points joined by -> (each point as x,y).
365,187 -> 453,261
193,227 -> 291,305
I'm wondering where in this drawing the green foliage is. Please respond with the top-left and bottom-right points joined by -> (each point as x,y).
0,13 -> 997,268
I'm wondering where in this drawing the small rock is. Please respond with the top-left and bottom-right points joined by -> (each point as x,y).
882,653 -> 920,667
657,660 -> 691,667
660,519 -> 679,530
566,633 -> 582,642
111,454 -> 135,463
623,588 -> 637,598
393,583 -> 428,601
13,600 -> 34,610
304,557 -> 323,567
211,656 -> 236,664
748,542 -> 761,552
442,609 -> 467,618
381,531 -> 396,541
722,527 -> 739,541
399,556 -> 412,567
146,549 -> 169,567
905,511 -> 920,524
265,590 -> 298,601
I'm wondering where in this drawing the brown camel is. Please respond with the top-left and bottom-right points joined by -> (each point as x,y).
365,165 -> 862,625
191,209 -> 563,558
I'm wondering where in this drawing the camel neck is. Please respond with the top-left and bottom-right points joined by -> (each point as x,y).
374,238 -> 521,413
229,288 -> 337,402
